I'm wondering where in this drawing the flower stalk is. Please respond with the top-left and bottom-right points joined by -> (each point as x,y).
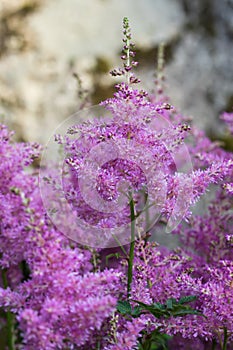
223,327 -> 228,350
211,339 -> 217,350
127,195 -> 136,299
1,269 -> 15,350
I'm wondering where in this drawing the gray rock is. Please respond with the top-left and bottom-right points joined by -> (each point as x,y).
0,0 -> 232,143
0,0 -> 184,142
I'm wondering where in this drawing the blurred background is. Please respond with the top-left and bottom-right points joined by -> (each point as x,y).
0,0 -> 233,144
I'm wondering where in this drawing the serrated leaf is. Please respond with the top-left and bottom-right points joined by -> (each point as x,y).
116,300 -> 132,315
131,306 -> 143,317
166,298 -> 174,310
133,300 -> 160,312
132,300 -> 166,319
172,309 -> 203,317
132,297 -> 204,321
178,295 -> 197,305
153,302 -> 165,310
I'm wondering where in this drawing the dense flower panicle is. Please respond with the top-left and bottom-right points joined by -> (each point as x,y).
104,316 -> 148,350
110,17 -> 140,85
0,126 -> 39,268
165,111 -> 233,346
18,272 -> 120,349
60,86 -> 229,238
176,262 -> 233,336
0,124 -> 122,349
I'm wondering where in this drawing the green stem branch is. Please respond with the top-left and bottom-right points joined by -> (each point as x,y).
211,339 -> 217,350
127,196 -> 136,299
126,36 -> 130,85
1,269 -> 15,350
112,234 -> 128,257
223,327 -> 228,350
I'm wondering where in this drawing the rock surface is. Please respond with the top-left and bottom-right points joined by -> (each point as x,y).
0,0 -> 232,142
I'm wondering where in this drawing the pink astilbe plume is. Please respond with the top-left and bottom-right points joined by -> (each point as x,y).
0,125 -> 121,349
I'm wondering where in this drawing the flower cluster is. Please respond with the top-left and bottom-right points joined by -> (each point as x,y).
0,125 -> 121,349
0,18 -> 232,350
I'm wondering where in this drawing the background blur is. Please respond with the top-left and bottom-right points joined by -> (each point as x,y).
0,0 -> 233,143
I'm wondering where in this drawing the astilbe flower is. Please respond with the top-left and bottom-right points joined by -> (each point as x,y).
42,19 -> 232,349
52,18 -> 232,251
91,30 -> 232,347
0,125 -> 121,349
0,125 -> 41,268
102,241 -> 212,349
60,79 -> 231,245
121,108 -> 232,350
164,112 -> 233,348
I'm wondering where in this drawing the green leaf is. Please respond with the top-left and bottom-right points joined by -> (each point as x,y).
166,298 -> 175,310
116,300 -> 132,315
132,300 -> 166,319
132,296 -> 205,320
152,302 -> 165,310
131,306 -> 143,317
172,309 -> 204,317
178,295 -> 197,304
105,253 -> 120,266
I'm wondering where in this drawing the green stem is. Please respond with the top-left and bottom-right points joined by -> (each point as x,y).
1,269 -> 15,350
112,234 -> 128,257
223,327 -> 228,350
127,197 -> 136,299
126,36 -> 130,85
211,339 -> 217,350
144,192 -> 150,244
96,340 -> 101,350
216,331 -> 223,350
